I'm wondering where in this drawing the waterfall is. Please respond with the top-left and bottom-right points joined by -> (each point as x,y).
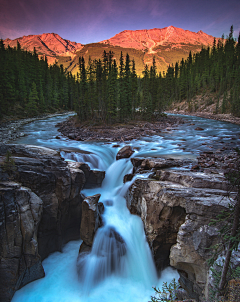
78,156 -> 158,294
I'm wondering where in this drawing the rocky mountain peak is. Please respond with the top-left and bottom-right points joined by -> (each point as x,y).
101,26 -> 217,51
3,33 -> 83,62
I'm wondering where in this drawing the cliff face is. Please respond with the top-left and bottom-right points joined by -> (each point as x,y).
0,182 -> 44,302
127,158 -> 238,302
0,144 -> 105,302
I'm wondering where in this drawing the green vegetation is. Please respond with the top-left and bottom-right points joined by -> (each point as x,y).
208,148 -> 240,300
75,50 -> 166,123
0,41 -> 78,119
150,279 -> 180,302
1,26 -> 239,122
165,26 -> 240,116
0,150 -> 17,179
64,43 -> 145,76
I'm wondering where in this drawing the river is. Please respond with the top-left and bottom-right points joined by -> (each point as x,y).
10,113 -> 240,302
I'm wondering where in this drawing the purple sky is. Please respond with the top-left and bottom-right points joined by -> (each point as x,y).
0,0 -> 239,44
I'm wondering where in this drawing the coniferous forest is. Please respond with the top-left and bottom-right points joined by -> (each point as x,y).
0,40 -> 78,119
76,26 -> 240,123
0,26 -> 240,122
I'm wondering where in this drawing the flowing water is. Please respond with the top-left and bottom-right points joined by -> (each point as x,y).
11,113 -> 240,302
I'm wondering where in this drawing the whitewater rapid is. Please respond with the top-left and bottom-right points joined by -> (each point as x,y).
11,113 -> 240,302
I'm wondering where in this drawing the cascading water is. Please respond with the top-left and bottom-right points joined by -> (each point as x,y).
11,113 -> 240,302
77,157 -> 158,295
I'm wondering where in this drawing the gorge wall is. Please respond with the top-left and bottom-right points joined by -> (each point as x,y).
0,143 -> 238,302
126,157 -> 235,301
0,144 -> 104,302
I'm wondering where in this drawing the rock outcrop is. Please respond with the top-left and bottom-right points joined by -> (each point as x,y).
116,145 -> 134,160
101,26 -> 218,52
0,182 -> 44,302
0,144 -> 86,260
3,27 -> 219,76
0,144 -> 105,301
4,33 -> 83,65
79,194 -> 104,252
127,160 -> 232,301
77,194 -> 105,279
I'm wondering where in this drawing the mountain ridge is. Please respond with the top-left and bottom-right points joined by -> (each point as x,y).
4,32 -> 83,64
100,26 -> 217,52
3,27 -> 219,75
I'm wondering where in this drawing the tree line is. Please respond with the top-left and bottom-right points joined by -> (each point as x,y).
1,26 -> 239,122
0,40 -> 78,118
76,26 -> 240,123
76,50 -> 168,123
159,26 -> 240,116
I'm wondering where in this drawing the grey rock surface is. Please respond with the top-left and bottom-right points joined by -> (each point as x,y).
0,182 -> 44,302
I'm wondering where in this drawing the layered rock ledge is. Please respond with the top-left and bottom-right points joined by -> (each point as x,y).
127,157 -> 237,302
0,144 -> 105,302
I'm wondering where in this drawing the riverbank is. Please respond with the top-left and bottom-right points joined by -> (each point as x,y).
167,109 -> 240,125
57,115 -> 186,142
0,112 -> 75,143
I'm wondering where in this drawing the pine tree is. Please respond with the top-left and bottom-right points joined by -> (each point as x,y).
118,51 -> 125,121
131,59 -> 138,119
26,82 -> 38,116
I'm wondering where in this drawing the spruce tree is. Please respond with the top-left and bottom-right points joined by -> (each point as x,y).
26,82 -> 38,116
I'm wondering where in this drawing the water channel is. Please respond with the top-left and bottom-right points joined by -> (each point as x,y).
11,113 -> 240,302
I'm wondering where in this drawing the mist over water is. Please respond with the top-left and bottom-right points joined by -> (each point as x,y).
12,240 -> 179,302
11,113 -> 240,301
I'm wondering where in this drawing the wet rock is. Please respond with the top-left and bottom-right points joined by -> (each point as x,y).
131,157 -> 195,174
0,144 -> 85,260
123,173 -> 134,183
127,178 -> 187,271
195,127 -> 204,131
73,162 -> 105,189
94,227 -> 126,258
77,226 -> 126,286
68,133 -> 76,139
0,182 -> 44,302
116,145 -> 135,160
80,194 -> 104,247
141,158 -> 184,170
154,170 -> 227,191
84,170 -> 105,189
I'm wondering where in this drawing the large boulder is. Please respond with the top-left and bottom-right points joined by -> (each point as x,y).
80,194 -> 104,247
116,145 -> 134,160
69,162 -> 105,189
0,182 -> 44,302
127,169 -> 231,302
77,194 -> 104,278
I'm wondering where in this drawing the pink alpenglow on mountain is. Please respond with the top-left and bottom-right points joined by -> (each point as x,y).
101,26 -> 217,52
4,33 -> 83,58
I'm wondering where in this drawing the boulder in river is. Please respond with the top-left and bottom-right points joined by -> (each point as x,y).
80,194 -> 104,247
116,145 -> 134,160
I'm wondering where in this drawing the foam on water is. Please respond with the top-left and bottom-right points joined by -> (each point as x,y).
12,240 -> 179,302
11,113 -> 240,302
